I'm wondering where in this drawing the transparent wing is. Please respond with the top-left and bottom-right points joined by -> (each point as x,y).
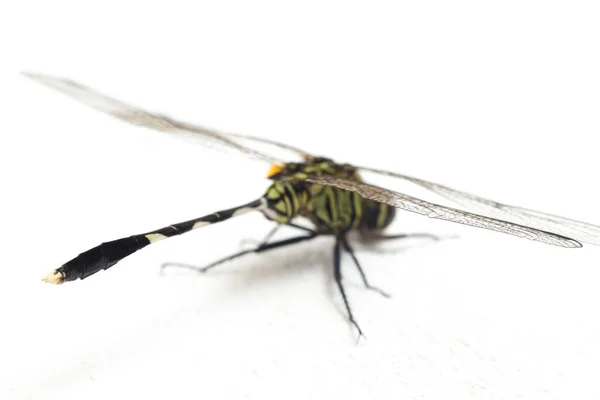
226,133 -> 313,161
23,72 -> 283,164
226,133 -> 598,245
304,175 -> 583,248
355,166 -> 600,246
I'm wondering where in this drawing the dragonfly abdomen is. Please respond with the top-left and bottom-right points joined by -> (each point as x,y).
52,236 -> 151,283
43,199 -> 265,283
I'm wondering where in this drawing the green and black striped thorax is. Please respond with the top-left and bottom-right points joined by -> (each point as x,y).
264,157 -> 396,233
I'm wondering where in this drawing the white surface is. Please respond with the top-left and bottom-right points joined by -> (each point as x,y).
2,1 -> 600,399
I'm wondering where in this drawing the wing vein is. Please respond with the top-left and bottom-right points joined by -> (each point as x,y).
305,175 -> 582,248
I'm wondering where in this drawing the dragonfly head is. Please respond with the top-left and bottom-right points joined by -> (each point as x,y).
266,157 -> 357,180
266,162 -> 301,179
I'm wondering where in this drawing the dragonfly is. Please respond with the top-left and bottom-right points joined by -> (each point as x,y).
24,72 -> 600,336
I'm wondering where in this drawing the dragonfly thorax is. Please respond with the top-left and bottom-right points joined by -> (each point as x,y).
263,158 -> 396,233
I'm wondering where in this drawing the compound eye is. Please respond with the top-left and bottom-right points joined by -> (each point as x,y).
266,163 -> 285,178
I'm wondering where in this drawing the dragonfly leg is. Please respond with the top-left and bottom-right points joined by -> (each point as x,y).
239,222 -> 316,248
370,232 -> 443,241
334,236 -> 365,340
161,229 -> 319,274
238,225 -> 281,248
342,240 -> 390,298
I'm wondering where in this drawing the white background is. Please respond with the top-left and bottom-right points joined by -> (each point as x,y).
2,1 -> 600,399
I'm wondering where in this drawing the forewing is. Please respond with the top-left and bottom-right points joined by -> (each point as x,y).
304,175 -> 582,248
356,166 -> 600,246
227,133 -> 313,163
23,72 -> 282,164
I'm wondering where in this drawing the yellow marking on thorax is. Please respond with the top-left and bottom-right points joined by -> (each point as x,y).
352,192 -> 363,228
275,201 -> 287,213
286,184 -> 299,212
376,203 -> 389,229
273,181 -> 292,216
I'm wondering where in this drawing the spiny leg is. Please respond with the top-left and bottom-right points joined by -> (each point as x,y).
342,240 -> 390,298
161,230 -> 319,274
42,198 -> 266,284
333,236 -> 364,339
